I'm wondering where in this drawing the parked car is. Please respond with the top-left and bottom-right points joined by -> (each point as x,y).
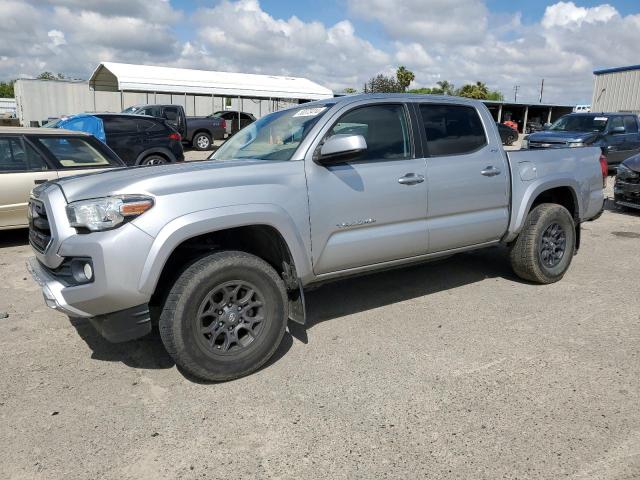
27,94 -> 605,381
122,104 -> 226,151
614,153 -> 640,210
496,123 -> 518,146
209,110 -> 256,136
52,113 -> 185,166
525,121 -> 544,134
526,113 -> 640,168
0,127 -> 125,230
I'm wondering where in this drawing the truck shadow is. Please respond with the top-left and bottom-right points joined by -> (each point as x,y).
69,246 -> 520,381
0,228 -> 29,247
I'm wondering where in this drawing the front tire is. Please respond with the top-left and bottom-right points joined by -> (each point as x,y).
140,155 -> 168,166
159,251 -> 288,382
509,204 -> 576,284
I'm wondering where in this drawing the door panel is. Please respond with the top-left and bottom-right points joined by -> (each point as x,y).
307,103 -> 428,275
418,104 -> 509,253
0,171 -> 58,228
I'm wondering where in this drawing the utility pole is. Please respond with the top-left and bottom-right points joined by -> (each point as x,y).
539,79 -> 544,103
513,85 -> 520,102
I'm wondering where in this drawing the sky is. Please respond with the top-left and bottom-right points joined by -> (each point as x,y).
2,0 -> 639,104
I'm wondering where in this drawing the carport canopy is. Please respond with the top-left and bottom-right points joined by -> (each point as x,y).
89,62 -> 334,101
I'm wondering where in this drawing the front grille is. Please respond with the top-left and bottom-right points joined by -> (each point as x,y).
28,199 -> 52,252
528,141 -> 567,149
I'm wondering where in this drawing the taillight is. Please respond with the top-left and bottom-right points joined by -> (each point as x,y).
599,154 -> 608,188
168,132 -> 181,141
220,119 -> 227,130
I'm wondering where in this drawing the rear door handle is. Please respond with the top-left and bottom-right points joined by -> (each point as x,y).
481,166 -> 501,177
398,173 -> 425,185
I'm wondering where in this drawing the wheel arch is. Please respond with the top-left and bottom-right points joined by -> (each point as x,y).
135,147 -> 176,165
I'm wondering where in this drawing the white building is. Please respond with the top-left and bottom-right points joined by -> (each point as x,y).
14,62 -> 334,126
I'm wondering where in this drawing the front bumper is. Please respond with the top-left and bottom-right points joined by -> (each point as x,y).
614,180 -> 640,209
27,257 -> 152,342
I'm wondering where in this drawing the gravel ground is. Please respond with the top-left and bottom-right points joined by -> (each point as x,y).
0,179 -> 639,480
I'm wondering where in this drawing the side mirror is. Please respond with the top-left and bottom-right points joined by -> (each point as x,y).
543,123 -> 552,130
610,126 -> 626,135
316,134 -> 367,164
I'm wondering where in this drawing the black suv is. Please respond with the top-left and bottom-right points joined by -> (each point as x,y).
94,114 -> 184,166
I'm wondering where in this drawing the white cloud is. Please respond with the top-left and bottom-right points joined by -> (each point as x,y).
1,0 -> 640,104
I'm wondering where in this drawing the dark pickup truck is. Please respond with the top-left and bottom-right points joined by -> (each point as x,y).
122,104 -> 226,151
526,112 -> 640,169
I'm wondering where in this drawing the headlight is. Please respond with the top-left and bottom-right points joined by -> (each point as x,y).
66,195 -> 154,232
568,142 -> 585,148
617,163 -> 639,178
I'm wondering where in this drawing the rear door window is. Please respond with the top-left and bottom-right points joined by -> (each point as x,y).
36,136 -> 115,168
419,104 -> 487,156
103,116 -> 138,134
624,116 -> 638,133
608,116 -> 624,132
0,137 -> 49,172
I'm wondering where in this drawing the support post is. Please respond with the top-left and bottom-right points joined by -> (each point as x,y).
522,106 -> 529,134
497,104 -> 503,123
547,107 -> 553,124
238,96 -> 241,131
120,90 -> 123,111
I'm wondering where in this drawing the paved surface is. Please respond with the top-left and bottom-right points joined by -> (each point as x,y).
1,180 -> 639,480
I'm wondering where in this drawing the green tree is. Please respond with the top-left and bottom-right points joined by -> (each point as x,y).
36,72 -> 66,80
408,87 -> 434,94
436,80 -> 455,95
364,74 -> 401,93
396,66 -> 415,92
456,81 -> 503,100
0,81 -> 14,98
343,87 -> 358,94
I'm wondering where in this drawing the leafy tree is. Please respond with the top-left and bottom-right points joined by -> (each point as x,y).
455,81 -> 503,100
36,72 -> 66,80
0,81 -> 14,98
396,66 -> 415,92
343,87 -> 358,94
408,87 -> 435,94
436,80 -> 455,96
363,74 -> 402,93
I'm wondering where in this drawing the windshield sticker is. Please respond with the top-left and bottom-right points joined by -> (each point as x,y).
293,107 -> 327,118
594,117 -> 608,121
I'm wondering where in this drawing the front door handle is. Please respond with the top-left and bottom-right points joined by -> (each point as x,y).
398,173 -> 425,185
481,166 -> 501,177
34,179 -> 48,185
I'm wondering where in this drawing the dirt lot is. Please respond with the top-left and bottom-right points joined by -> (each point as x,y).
0,180 -> 639,480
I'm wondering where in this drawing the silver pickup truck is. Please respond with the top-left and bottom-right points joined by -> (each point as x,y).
27,94 -> 606,381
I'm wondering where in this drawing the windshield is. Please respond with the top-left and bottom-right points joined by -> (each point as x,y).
549,115 -> 608,133
211,105 -> 332,161
121,106 -> 141,114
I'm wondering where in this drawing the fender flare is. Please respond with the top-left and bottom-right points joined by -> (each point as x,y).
137,203 -> 313,295
505,176 -> 581,243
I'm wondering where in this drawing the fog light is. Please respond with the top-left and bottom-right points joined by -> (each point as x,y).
83,262 -> 93,281
70,258 -> 94,284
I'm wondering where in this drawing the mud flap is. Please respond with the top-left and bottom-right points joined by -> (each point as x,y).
288,278 -> 306,325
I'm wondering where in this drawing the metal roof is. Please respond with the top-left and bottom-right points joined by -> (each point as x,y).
594,65 -> 640,75
89,62 -> 334,101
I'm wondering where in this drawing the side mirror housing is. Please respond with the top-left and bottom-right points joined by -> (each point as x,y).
610,126 -> 626,135
316,134 -> 367,164
543,123 -> 552,130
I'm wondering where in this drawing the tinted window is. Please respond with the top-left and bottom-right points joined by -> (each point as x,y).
37,137 -> 112,168
327,104 -> 411,161
136,118 -> 165,132
102,116 -> 138,134
163,107 -> 179,121
240,113 -> 253,121
608,116 -> 624,131
0,137 -> 48,172
419,104 -> 487,156
624,116 -> 638,133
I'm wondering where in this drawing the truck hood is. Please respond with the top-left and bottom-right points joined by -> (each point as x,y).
622,153 -> 640,173
53,159 -> 277,202
528,131 -> 599,144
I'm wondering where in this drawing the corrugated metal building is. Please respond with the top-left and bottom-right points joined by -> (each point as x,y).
14,62 -> 334,127
592,65 -> 640,113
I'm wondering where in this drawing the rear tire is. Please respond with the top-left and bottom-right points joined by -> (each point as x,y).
159,251 -> 288,382
193,132 -> 212,151
140,155 -> 168,166
509,203 -> 576,284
